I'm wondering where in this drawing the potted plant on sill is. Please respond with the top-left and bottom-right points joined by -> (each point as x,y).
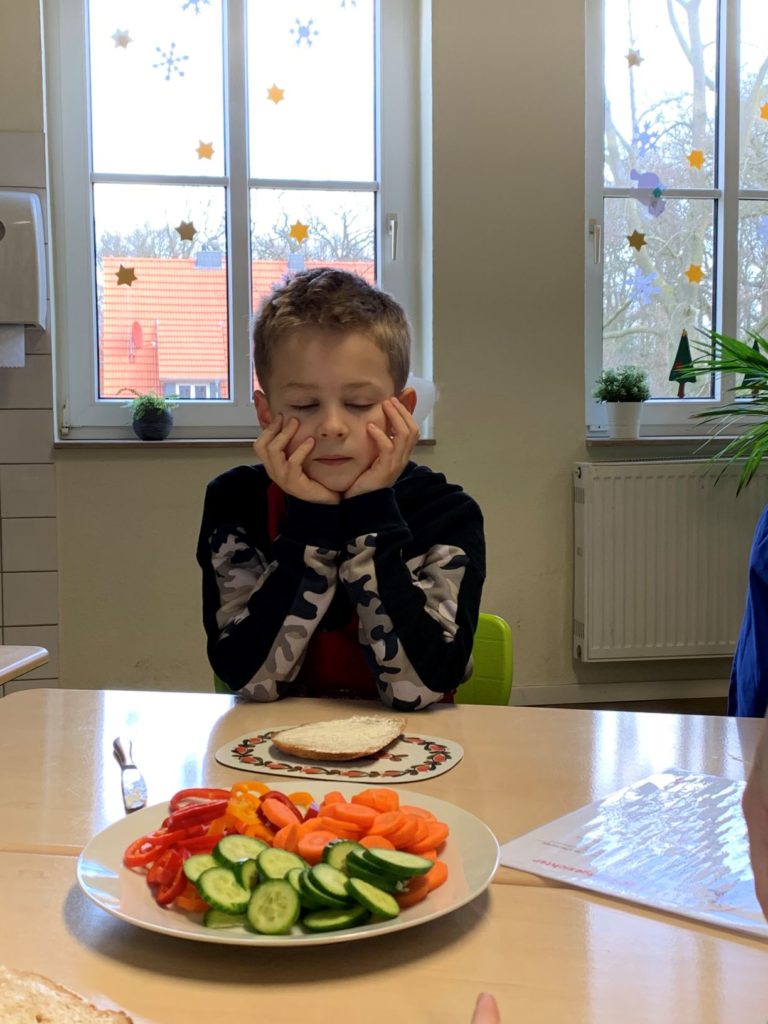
119,389 -> 178,441
691,331 -> 768,493
593,365 -> 650,439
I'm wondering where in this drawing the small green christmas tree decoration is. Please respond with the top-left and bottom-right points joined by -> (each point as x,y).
669,329 -> 697,397
743,339 -> 762,397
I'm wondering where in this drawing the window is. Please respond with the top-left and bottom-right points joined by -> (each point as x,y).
586,0 -> 768,435
45,0 -> 431,439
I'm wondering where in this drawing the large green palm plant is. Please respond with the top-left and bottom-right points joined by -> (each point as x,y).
692,331 -> 768,493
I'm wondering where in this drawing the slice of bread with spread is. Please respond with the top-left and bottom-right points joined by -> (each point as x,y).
271,714 -> 407,761
0,966 -> 134,1023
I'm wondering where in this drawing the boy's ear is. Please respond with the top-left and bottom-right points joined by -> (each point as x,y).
254,390 -> 272,428
398,386 -> 417,416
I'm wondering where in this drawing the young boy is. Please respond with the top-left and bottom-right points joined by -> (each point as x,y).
196,268 -> 485,711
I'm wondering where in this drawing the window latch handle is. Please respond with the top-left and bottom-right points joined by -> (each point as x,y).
589,218 -> 602,264
387,213 -> 399,262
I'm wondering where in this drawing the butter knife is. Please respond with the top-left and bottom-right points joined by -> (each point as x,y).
113,736 -> 148,813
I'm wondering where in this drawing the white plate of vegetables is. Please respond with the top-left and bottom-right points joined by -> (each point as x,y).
76,778 -> 499,946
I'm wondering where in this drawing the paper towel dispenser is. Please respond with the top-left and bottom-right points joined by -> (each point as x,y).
0,191 -> 47,329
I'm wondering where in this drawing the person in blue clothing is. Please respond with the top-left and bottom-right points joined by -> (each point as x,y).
729,506 -> 768,717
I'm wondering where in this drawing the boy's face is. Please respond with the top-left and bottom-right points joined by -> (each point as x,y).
254,330 -> 416,494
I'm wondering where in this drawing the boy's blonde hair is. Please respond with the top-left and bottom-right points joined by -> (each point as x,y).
253,268 -> 411,393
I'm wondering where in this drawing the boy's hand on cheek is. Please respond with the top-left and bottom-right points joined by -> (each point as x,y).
344,397 -> 419,499
253,415 -> 340,505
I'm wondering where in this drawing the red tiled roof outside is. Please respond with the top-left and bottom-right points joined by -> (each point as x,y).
99,257 -> 375,399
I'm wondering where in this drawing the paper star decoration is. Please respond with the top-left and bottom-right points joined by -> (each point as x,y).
196,141 -> 214,160
116,265 -> 137,287
627,230 -> 646,251
267,84 -> 285,104
112,28 -> 132,48
684,264 -> 704,284
175,221 -> 197,242
289,220 -> 309,244
687,149 -> 705,170
626,49 -> 643,67
761,103 -> 768,121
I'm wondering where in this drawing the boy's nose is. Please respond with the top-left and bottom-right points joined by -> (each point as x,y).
318,409 -> 348,438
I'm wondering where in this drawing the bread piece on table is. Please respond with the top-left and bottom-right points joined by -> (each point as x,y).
0,965 -> 134,1023
272,714 -> 407,761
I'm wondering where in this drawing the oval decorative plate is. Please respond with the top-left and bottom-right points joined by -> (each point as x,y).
215,728 -> 463,783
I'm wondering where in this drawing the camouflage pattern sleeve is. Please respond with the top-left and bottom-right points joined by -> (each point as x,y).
338,473 -> 485,712
197,468 -> 342,699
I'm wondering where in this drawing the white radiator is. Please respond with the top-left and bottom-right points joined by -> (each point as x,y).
573,460 -> 768,661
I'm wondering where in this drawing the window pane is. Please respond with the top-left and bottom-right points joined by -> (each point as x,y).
740,0 -> 768,190
95,183 -> 230,400
738,200 -> 768,338
247,0 -> 375,181
88,0 -> 225,176
603,0 -> 717,189
602,197 -> 714,398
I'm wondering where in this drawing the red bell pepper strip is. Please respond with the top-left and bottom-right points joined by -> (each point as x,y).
165,798 -> 229,831
147,848 -> 182,887
180,832 -> 228,854
124,836 -> 163,868
168,788 -> 231,812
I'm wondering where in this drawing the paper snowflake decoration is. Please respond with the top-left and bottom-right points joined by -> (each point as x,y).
633,121 -> 659,158
153,42 -> 189,80
175,221 -> 197,241
629,267 -> 660,307
291,19 -> 319,47
196,141 -> 214,159
267,84 -> 285,104
756,216 -> 768,247
112,29 -> 132,48
761,102 -> 768,121
626,48 -> 643,68
182,0 -> 210,11
630,169 -> 666,218
627,230 -> 646,251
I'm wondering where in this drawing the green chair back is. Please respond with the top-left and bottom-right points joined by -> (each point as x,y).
214,612 -> 514,706
456,612 -> 514,706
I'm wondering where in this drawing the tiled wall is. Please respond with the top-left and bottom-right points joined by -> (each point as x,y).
0,130 -> 58,695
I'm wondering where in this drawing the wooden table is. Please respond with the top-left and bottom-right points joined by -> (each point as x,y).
0,644 -> 48,685
0,688 -> 766,1023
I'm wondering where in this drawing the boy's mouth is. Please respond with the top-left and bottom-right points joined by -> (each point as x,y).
314,456 -> 353,465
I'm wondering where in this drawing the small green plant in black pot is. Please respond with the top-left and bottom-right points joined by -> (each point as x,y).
119,389 -> 178,441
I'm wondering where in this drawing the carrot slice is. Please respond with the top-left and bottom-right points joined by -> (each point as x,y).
351,788 -> 400,813
425,859 -> 448,891
297,830 -> 339,865
394,874 -> 431,909
323,802 -> 378,830
359,834 -> 396,850
260,798 -> 302,831
272,822 -> 300,853
399,805 -> 436,821
405,815 -> 431,847
367,811 -> 406,837
417,849 -> 438,862
387,815 -> 420,849
297,816 -> 360,840
408,822 -> 449,854
320,790 -> 345,808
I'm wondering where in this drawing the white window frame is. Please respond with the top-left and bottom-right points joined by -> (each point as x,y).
44,0 -> 432,440
584,0 -> 768,437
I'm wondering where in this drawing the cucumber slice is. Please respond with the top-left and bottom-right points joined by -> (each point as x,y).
196,867 -> 251,914
302,904 -> 370,933
183,853 -> 218,883
213,834 -> 269,868
298,869 -> 350,909
257,847 -> 306,880
346,877 -> 401,919
310,863 -> 351,900
361,849 -> 434,879
322,839 -> 365,873
235,858 -> 259,890
203,909 -> 249,929
286,867 -> 305,896
345,851 -> 403,893
247,880 -> 301,935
